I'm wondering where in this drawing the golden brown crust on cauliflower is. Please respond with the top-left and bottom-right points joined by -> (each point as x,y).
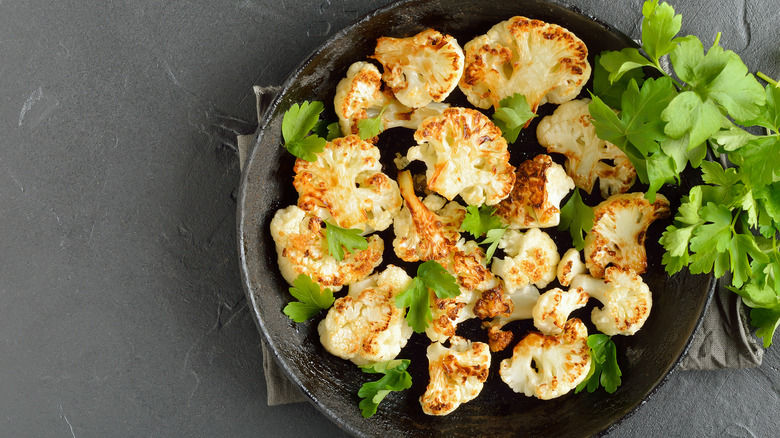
318,265 -> 413,365
334,61 -> 449,142
420,336 -> 491,416
584,192 -> 671,278
408,107 -> 515,206
532,287 -> 589,335
571,266 -> 653,336
393,170 -> 466,262
270,205 -> 383,291
537,99 -> 636,197
495,154 -> 574,229
459,16 -> 591,111
473,284 -> 513,319
557,248 -> 587,287
499,318 -> 591,400
293,135 -> 402,232
373,29 -> 465,108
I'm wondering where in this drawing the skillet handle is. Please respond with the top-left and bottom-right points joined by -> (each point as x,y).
237,85 -> 281,171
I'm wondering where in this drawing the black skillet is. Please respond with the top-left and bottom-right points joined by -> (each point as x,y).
237,0 -> 714,436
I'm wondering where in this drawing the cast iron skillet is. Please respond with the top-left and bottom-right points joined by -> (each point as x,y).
237,0 -> 715,436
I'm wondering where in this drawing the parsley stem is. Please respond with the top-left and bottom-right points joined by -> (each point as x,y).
757,71 -> 779,87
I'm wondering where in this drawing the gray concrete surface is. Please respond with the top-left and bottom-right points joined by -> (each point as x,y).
2,0 -> 778,436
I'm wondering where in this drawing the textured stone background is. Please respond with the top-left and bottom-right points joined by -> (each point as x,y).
2,0 -> 778,436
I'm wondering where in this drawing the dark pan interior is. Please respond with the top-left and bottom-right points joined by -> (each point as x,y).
237,0 -> 714,436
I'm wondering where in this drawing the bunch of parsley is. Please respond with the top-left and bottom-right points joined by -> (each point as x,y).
590,0 -> 780,346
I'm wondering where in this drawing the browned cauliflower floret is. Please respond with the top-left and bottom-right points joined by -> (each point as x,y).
584,192 -> 671,278
269,205 -> 383,291
491,228 -> 560,290
571,266 -> 653,336
392,170 -> 466,262
532,287 -> 589,335
499,318 -> 591,400
483,285 -> 541,352
495,154 -> 574,229
293,135 -> 402,233
420,336 -> 491,416
537,99 -> 637,197
427,240 -> 498,342
334,61 -> 448,140
557,248 -> 587,287
318,265 -> 413,365
459,16 -> 591,111
426,288 -> 478,343
473,283 -> 514,320
373,29 -> 465,109
407,107 -> 515,206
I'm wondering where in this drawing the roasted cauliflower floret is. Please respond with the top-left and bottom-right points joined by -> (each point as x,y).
492,228 -> 560,290
473,283 -> 513,320
495,154 -> 575,229
293,135 -> 402,233
318,265 -> 413,365
393,170 -> 466,262
373,29 -> 465,109
537,99 -> 636,197
459,16 -> 591,111
270,205 -> 383,291
482,285 -> 540,352
334,61 -> 448,140
427,240 -> 498,342
426,288 -> 477,343
557,248 -> 587,287
571,266 -> 653,336
420,336 -> 491,416
407,107 -> 515,206
532,287 -> 589,335
499,318 -> 591,399
584,192 -> 671,278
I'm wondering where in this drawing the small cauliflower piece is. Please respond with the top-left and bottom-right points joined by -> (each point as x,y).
334,61 -> 448,140
473,283 -> 513,320
293,135 -> 402,232
427,240 -> 498,342
420,336 -> 491,416
407,107 -> 515,206
393,170 -> 466,262
426,288 -> 477,344
499,318 -> 591,400
373,29 -> 465,109
537,99 -> 636,198
482,285 -> 540,352
318,265 -> 413,365
532,287 -> 589,335
491,228 -> 560,290
270,205 -> 383,291
459,16 -> 591,111
557,248 -> 587,287
584,192 -> 671,278
571,266 -> 652,336
496,154 -> 575,229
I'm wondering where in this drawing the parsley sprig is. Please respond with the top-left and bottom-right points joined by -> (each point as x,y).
461,205 -> 507,261
281,101 -> 329,161
282,274 -> 335,323
576,334 -> 622,394
323,221 -> 369,261
558,188 -> 594,251
591,0 -> 780,346
357,359 -> 413,418
492,93 -> 537,143
395,261 -> 460,333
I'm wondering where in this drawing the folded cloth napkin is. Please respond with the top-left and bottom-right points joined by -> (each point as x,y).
237,86 -> 764,405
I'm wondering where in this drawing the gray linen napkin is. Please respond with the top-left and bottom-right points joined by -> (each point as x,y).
237,86 -> 763,405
